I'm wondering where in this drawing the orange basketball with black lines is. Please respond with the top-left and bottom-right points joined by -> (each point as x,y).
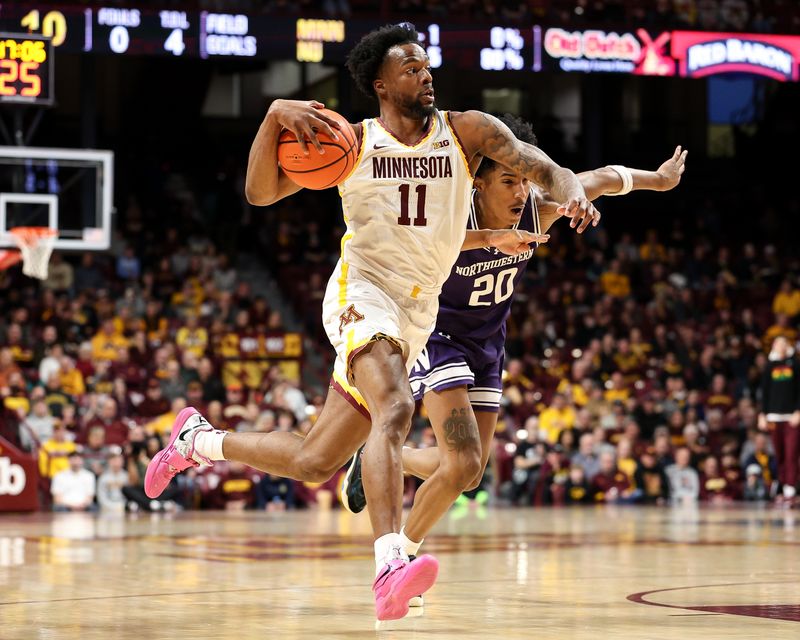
278,108 -> 358,190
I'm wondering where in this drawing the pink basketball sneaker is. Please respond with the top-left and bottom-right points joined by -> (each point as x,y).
144,407 -> 215,499
372,554 -> 439,620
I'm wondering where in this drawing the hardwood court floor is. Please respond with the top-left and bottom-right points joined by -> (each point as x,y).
1,504 -> 798,639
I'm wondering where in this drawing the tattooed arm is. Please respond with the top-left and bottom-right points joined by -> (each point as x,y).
450,110 -> 599,232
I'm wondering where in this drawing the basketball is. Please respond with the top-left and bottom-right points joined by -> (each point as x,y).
277,108 -> 358,190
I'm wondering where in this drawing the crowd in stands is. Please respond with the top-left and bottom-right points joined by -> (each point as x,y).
2,170 -> 799,514
66,0 -> 800,34
262,160 -> 800,510
0,166 -> 334,513
473,220 -> 800,508
2,54 -> 799,514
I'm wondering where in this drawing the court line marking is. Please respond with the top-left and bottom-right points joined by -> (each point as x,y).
3,576 -> 799,608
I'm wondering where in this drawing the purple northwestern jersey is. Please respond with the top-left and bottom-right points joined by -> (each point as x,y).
410,188 -> 540,411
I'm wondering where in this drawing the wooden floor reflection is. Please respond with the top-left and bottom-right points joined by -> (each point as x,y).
1,504 -> 799,639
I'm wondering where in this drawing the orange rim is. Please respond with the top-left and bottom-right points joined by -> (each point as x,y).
9,226 -> 58,247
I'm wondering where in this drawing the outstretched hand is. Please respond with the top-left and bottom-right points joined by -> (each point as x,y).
657,145 -> 688,191
557,197 -> 601,234
268,99 -> 342,156
489,229 -> 549,256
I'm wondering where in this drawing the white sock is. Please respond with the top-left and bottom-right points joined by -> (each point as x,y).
399,526 -> 423,556
193,430 -> 227,461
374,532 -> 408,574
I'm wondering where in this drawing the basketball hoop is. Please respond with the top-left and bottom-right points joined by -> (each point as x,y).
9,227 -> 57,280
0,248 -> 22,271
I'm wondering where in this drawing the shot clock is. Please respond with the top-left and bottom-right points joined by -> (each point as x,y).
0,33 -> 53,106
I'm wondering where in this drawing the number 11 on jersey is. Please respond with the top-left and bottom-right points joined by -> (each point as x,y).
398,184 -> 427,226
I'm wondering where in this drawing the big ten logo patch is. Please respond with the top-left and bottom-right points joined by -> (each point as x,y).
338,304 -> 365,335
432,139 -> 450,150
0,457 -> 26,496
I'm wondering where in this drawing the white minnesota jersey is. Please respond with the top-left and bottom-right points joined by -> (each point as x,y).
337,110 -> 473,299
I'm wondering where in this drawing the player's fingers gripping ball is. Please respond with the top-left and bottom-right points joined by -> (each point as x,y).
278,108 -> 358,189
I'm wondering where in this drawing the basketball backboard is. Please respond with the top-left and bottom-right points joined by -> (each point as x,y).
0,146 -> 114,250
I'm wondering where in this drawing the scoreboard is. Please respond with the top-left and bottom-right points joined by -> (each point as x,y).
0,33 -> 53,105
0,5 -> 538,71
2,5 -> 799,82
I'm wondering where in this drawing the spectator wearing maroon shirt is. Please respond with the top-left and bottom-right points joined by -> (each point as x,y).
699,456 -> 735,504
591,451 -> 634,503
80,397 -> 128,447
758,336 -> 800,504
721,453 -> 744,500
703,408 -> 731,455
621,418 -> 646,457
214,461 -> 258,511
111,377 -> 135,417
60,404 -> 80,440
705,373 -> 735,412
222,384 -> 248,430
74,342 -> 96,381
110,347 -> 145,389
198,403 -> 233,440
511,388 -> 540,426
128,330 -> 150,368
185,381 -> 207,416
137,378 -> 170,419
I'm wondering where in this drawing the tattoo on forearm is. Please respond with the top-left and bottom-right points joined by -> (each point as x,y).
476,113 -> 582,201
550,167 -> 584,204
476,113 -> 550,186
444,408 -> 479,452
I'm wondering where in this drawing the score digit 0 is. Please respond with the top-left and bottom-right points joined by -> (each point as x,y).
109,26 -> 130,54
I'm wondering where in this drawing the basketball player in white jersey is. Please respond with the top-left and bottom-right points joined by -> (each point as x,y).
144,23 -> 598,620
338,117 -> 688,608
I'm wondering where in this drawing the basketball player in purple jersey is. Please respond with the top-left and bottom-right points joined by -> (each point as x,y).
341,116 -> 688,600
143,24 -> 597,621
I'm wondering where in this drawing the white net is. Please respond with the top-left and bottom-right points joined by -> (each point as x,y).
10,227 -> 57,280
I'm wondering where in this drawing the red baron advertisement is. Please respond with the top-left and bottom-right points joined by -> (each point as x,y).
671,31 -> 800,81
542,27 -> 675,76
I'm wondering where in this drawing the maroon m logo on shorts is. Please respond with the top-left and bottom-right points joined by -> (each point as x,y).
339,304 -> 365,336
